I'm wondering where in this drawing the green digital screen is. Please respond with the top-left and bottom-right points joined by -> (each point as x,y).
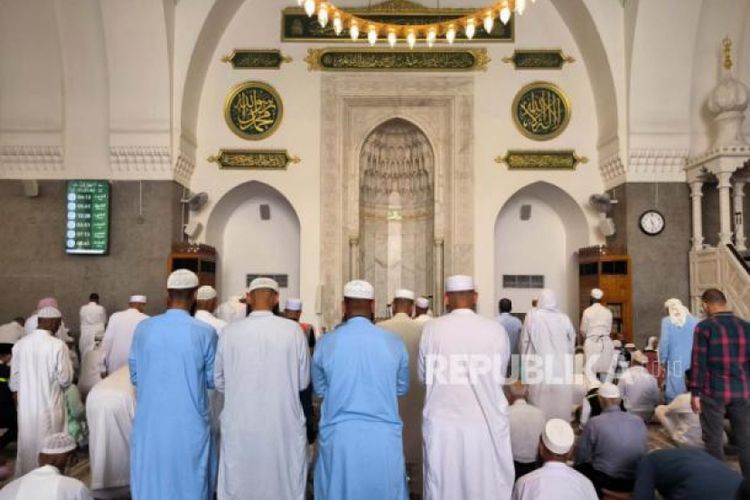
65,180 -> 110,255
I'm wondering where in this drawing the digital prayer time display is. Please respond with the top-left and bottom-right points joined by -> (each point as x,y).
65,180 -> 110,255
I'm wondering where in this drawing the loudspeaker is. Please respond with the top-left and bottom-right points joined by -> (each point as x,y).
184,220 -> 203,239
520,204 -> 532,221
22,180 -> 39,197
260,204 -> 271,220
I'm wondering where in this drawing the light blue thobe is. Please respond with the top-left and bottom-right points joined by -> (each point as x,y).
497,313 -> 522,356
313,316 -> 409,500
659,315 -> 698,403
129,309 -> 217,500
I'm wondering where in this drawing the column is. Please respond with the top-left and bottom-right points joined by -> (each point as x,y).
734,180 -> 746,251
690,180 -> 704,251
434,238 -> 444,315
348,236 -> 359,280
717,171 -> 734,246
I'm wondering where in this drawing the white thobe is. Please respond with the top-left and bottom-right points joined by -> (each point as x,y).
195,309 -> 228,446
195,310 -> 228,335
214,297 -> 247,324
0,465 -> 92,500
0,321 -> 24,344
653,393 -> 703,448
508,399 -> 546,464
414,314 -> 431,327
9,330 -> 73,476
77,347 -> 105,401
580,303 -> 614,375
101,308 -> 148,374
618,366 -> 660,421
512,462 -> 597,500
520,292 -> 576,421
79,302 -> 107,358
86,366 -> 135,494
24,314 -> 72,343
419,308 -> 513,500
214,311 -> 310,500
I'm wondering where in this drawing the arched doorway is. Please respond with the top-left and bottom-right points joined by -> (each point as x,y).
206,181 -> 301,304
359,118 -> 435,316
494,182 -> 588,319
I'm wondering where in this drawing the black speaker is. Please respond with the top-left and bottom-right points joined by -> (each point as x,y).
520,204 -> 532,221
260,204 -> 271,220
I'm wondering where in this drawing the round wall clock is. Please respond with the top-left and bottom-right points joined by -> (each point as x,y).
512,81 -> 571,141
639,209 -> 665,236
224,81 -> 283,141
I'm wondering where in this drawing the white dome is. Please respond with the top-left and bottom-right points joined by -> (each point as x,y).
707,73 -> 749,116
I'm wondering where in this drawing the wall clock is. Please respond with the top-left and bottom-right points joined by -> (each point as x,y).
639,210 -> 665,236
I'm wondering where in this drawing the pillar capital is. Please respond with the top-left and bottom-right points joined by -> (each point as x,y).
717,171 -> 734,189
689,180 -> 704,197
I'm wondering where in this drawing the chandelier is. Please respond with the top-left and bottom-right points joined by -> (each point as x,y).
295,0 -> 535,48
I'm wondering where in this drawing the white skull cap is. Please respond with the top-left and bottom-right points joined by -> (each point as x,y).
344,280 -> 375,300
129,295 -> 147,303
591,288 -> 604,300
37,306 -> 62,319
446,275 -> 474,292
41,432 -> 77,454
248,277 -> 279,293
394,289 -> 415,301
415,297 -> 430,309
167,269 -> 199,290
196,286 -> 217,301
598,382 -> 620,399
285,298 -> 303,311
542,419 -> 575,455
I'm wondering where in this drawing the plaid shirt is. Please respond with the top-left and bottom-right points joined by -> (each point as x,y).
689,312 -> 750,403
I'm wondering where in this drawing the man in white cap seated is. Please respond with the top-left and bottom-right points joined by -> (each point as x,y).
378,288 -> 424,496
579,288 -> 614,382
618,350 -> 660,421
575,382 -> 648,496
101,295 -> 148,375
79,293 -> 107,358
283,298 -> 318,445
512,419 -> 597,500
214,278 -> 310,499
414,297 -> 432,325
419,275 -> 514,500
86,366 -> 135,499
9,306 -> 73,477
313,279 -> 409,500
0,432 -> 91,500
194,286 -> 227,335
129,269 -> 218,500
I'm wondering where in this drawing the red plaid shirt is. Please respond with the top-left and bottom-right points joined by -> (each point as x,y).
689,312 -> 750,403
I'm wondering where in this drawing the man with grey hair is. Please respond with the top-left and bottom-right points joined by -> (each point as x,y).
618,350 -> 660,421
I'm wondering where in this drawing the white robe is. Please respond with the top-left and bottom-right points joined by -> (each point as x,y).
580,303 -> 614,375
79,302 -> 107,358
214,297 -> 247,324
101,308 -> 148,374
214,311 -> 310,500
418,308 -> 513,500
520,290 -> 576,421
9,330 -> 73,476
512,462 -> 597,500
195,310 -> 228,335
0,321 -> 24,344
24,314 -> 72,343
77,347 -> 105,401
654,393 -> 704,448
86,366 -> 135,493
0,465 -> 92,500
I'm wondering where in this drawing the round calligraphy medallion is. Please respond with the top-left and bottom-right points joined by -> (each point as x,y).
224,81 -> 283,141
512,82 -> 571,141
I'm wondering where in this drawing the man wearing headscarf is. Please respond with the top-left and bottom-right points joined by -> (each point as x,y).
420,275 -> 513,500
79,293 -> 107,358
0,433 -> 91,500
129,270 -> 217,500
579,288 -> 614,382
520,289 -> 576,421
9,307 -> 73,476
659,298 -> 698,403
101,295 -> 148,375
313,280 -> 409,500
215,278 -> 310,500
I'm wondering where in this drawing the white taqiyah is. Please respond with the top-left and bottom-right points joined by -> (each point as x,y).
445,275 -> 474,292
41,432 -> 77,454
129,295 -> 147,303
343,280 -> 375,300
542,418 -> 575,455
590,288 -> 604,300
37,306 -> 62,319
394,289 -> 415,301
631,350 -> 649,365
196,285 -> 217,301
167,269 -> 200,289
415,297 -> 430,309
598,382 -> 620,399
248,277 -> 280,293
285,298 -> 303,311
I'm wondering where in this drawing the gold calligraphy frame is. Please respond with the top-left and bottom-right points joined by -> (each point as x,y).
511,81 -> 571,141
305,47 -> 490,72
501,49 -> 575,70
494,150 -> 588,170
223,81 -> 284,141
207,149 -> 301,170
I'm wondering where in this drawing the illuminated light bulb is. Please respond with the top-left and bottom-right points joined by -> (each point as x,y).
297,0 -> 304,6
368,26 -> 378,46
387,30 -> 397,48
516,0 -> 526,15
426,28 -> 437,48
304,0 -> 316,17
406,30 -> 416,49
500,5 -> 511,25
350,21 -> 360,40
332,12 -> 343,35
483,11 -> 494,33
465,18 -> 476,40
446,25 -> 456,45
317,3 -> 329,28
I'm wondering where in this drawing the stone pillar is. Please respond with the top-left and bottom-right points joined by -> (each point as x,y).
348,236 -> 359,280
690,181 -> 704,251
734,180 -> 747,251
717,171 -> 734,245
434,238 -> 444,315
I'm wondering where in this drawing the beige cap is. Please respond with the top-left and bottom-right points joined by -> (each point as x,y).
167,269 -> 199,290
598,382 -> 621,399
38,306 -> 62,319
196,286 -> 217,301
542,418 -> 575,455
248,277 -> 279,293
